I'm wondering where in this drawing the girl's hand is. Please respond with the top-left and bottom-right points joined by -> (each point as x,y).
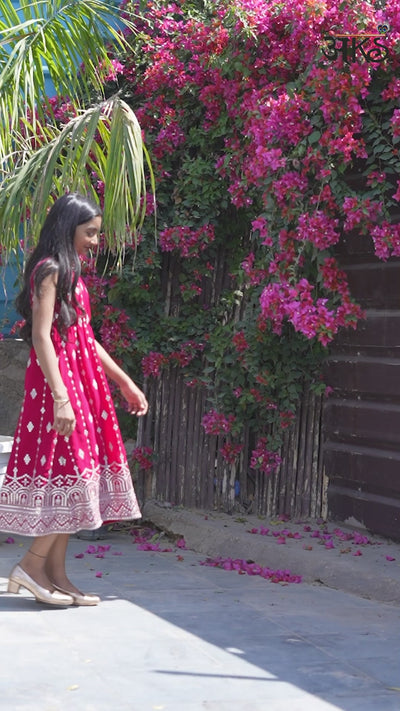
120,380 -> 148,416
53,400 -> 76,437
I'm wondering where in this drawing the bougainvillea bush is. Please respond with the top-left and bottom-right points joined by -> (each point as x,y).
76,0 -> 400,490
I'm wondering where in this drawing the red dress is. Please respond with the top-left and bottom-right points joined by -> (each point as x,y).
0,270 -> 141,535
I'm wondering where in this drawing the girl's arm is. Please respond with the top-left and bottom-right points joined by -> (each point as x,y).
95,339 -> 148,416
31,273 -> 76,436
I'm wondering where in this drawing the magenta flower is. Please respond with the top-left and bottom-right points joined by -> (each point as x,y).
131,446 -> 154,471
75,553 -> 84,559
159,224 -> 215,258
199,557 -> 301,584
250,437 -> 281,475
137,542 -> 161,551
5,537 -> 15,544
85,545 -> 97,554
201,409 -> 236,435
219,441 -> 243,464
95,571 -> 103,578
232,330 -> 249,354
141,351 -> 168,378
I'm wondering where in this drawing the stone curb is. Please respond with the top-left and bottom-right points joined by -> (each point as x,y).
142,501 -> 400,605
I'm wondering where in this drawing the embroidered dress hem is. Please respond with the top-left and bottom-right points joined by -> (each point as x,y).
0,461 -> 141,536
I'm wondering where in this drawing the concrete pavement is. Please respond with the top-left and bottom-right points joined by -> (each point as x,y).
0,523 -> 399,711
142,502 -> 400,604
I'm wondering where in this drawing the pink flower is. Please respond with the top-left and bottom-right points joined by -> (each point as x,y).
5,537 -> 15,544
199,556 -> 301,583
131,446 -> 153,471
95,571 -> 103,578
219,441 -> 243,464
392,180 -> 400,202
232,330 -> 249,353
201,409 -> 236,435
142,352 -> 168,378
250,437 -> 281,475
85,545 -> 97,554
386,555 -> 396,562
159,224 -> 215,258
103,59 -> 124,82
296,211 -> 339,250
391,108 -> 400,138
75,553 -> 84,559
371,222 -> 400,261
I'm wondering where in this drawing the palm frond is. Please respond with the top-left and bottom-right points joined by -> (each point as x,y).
0,96 -> 152,259
0,1 -> 154,263
0,1 -> 135,151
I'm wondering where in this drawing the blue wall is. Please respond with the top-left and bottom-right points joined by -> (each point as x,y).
1,1 -> 56,334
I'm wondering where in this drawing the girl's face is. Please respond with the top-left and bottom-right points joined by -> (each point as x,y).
73,215 -> 102,257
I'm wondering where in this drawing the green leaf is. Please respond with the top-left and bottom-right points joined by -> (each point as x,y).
308,130 -> 321,144
0,0 -> 152,262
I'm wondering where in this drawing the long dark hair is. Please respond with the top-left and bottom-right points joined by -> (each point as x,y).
16,192 -> 102,342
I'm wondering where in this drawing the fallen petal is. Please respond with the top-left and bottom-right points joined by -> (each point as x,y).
85,545 -> 97,554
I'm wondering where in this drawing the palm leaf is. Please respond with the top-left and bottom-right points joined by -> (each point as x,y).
0,0 -> 153,261
0,97 -> 152,261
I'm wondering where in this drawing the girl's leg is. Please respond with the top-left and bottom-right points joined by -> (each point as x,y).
18,533 -> 59,590
8,534 -> 75,605
45,533 -> 82,595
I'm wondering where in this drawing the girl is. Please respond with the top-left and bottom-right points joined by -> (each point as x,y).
0,193 -> 148,606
